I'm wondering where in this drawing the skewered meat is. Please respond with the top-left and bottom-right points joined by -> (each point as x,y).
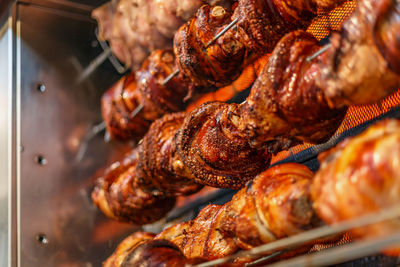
104,163 -> 319,266
104,118 -> 400,265
101,1 -> 345,141
175,0 -> 346,89
311,119 -> 400,256
174,5 -> 246,89
104,117 -> 400,265
316,0 -> 400,107
232,0 -> 339,52
92,0 -> 234,69
94,0 -> 400,222
237,30 -> 347,149
101,45 -> 268,142
176,30 -> 346,188
176,102 -> 270,189
103,231 -> 204,267
156,163 -> 318,260
103,232 -> 156,267
101,49 -> 198,141
92,113 -> 203,224
101,72 -> 149,141
91,147 -> 176,224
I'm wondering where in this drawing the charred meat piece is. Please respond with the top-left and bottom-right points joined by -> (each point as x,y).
92,0 -> 234,69
101,50 -> 196,141
239,31 -> 347,149
104,163 -> 318,266
92,113 -> 203,224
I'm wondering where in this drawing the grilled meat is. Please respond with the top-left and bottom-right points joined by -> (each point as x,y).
311,119 -> 400,256
92,0 -> 234,69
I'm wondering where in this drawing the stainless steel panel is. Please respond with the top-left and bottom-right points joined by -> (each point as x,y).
0,16 -> 12,267
15,2 -> 137,266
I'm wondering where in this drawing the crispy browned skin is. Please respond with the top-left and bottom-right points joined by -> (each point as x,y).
174,5 -> 246,89
92,113 -> 203,224
316,0 -> 400,107
234,0 -> 343,52
102,49 -> 198,141
102,1 -> 347,141
92,0 -> 234,69
109,239 -> 203,267
311,119 -> 400,256
156,163 -> 318,261
176,31 -> 346,188
103,232 -> 156,267
136,113 -> 202,195
96,0 -> 400,222
238,30 -> 347,149
176,102 -> 271,189
104,163 -> 318,265
175,0 -> 345,89
101,73 -> 150,141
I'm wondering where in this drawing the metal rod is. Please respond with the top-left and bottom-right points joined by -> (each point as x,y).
205,17 -> 239,48
74,121 -> 106,163
192,205 -> 400,267
96,28 -> 128,74
268,231 -> 400,267
306,43 -> 332,62
76,48 -> 112,83
245,249 -> 289,267
162,18 -> 239,86
130,103 -> 144,118
162,69 -> 180,86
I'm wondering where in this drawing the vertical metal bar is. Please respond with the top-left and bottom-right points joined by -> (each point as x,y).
0,15 -> 12,267
14,4 -> 21,267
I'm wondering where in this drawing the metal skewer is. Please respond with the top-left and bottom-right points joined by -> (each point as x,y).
74,121 -> 106,163
76,48 -> 112,84
306,43 -> 332,62
162,17 -> 239,86
205,17 -> 239,48
130,103 -> 144,118
162,69 -> 180,86
75,103 -> 144,160
193,205 -> 400,267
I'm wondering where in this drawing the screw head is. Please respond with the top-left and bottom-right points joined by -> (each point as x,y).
36,84 -> 46,93
35,155 -> 47,165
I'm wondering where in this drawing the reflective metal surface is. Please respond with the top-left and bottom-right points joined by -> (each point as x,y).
11,1 -> 136,266
0,16 -> 12,267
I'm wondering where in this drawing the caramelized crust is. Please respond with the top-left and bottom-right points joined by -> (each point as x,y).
311,119 -> 400,256
174,5 -> 246,89
101,73 -> 151,141
102,0 -> 347,141
104,232 -> 203,267
233,0 -> 344,53
91,149 -> 177,224
105,163 -> 318,265
137,112 -> 202,195
176,102 -> 270,189
92,113 -> 203,224
96,0 -> 400,225
136,50 -> 191,119
239,31 -> 346,149
102,49 -> 203,141
103,232 -> 156,267
175,0 -> 345,90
